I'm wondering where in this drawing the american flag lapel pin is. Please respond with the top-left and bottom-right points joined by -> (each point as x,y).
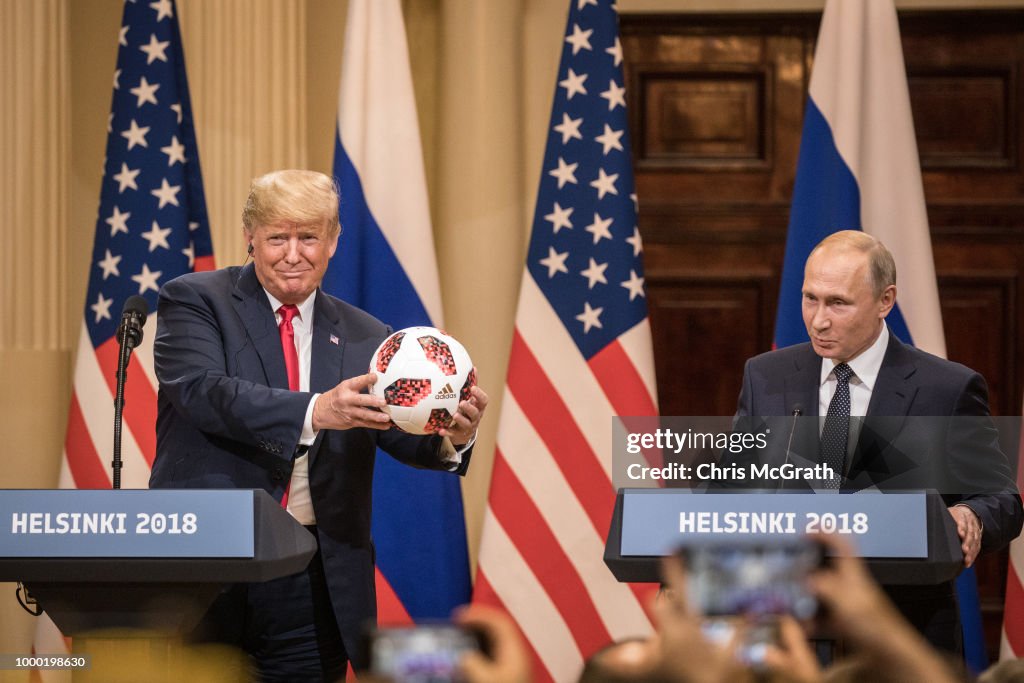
330,334 -> 339,345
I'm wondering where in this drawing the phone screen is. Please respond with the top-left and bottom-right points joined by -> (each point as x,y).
683,542 -> 822,619
369,624 -> 482,683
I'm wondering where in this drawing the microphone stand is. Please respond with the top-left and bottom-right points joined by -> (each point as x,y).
113,325 -> 135,490
777,406 -> 803,493
113,307 -> 145,489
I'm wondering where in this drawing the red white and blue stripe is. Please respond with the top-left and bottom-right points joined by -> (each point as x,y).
776,0 -> 943,356
323,0 -> 470,623
473,1 -> 658,680
1002,425 -> 1024,659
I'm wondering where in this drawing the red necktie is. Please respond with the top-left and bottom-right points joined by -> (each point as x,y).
278,304 -> 300,391
278,304 -> 300,507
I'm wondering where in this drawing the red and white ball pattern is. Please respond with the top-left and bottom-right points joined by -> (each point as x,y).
369,326 -> 475,435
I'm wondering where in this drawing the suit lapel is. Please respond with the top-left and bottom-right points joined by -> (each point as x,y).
782,345 -> 822,469
866,335 -> 917,418
785,345 -> 822,418
310,290 -> 345,393
308,290 -> 346,471
231,264 -> 290,390
849,334 -> 917,480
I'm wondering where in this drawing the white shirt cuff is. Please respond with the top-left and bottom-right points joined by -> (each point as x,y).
440,432 -> 476,471
300,393 -> 319,445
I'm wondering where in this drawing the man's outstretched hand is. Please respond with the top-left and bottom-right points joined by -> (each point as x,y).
439,383 -> 489,446
312,373 -> 392,432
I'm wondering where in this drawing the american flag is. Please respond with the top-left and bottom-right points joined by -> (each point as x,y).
1000,419 -> 1024,659
472,1 -> 658,681
36,0 -> 213,668
60,0 -> 213,492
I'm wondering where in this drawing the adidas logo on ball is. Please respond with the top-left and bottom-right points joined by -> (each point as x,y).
434,383 -> 457,400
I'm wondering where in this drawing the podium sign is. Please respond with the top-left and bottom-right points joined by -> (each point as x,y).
606,489 -> 963,585
0,489 -> 254,558
0,488 -> 316,680
620,489 -> 927,558
0,489 -> 315,637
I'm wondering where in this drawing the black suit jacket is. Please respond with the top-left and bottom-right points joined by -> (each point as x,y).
149,264 -> 469,663
735,333 -> 1022,554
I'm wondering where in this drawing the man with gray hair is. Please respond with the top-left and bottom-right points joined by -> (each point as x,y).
151,169 -> 488,681
734,230 -> 1021,653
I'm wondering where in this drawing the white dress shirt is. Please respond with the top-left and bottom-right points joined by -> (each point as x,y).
266,290 -> 318,525
815,322 -> 889,473
817,322 -> 889,418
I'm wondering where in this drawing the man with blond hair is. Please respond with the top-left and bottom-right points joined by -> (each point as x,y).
734,230 -> 1021,653
151,169 -> 488,681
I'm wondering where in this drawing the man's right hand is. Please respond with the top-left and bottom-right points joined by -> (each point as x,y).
311,373 -> 392,432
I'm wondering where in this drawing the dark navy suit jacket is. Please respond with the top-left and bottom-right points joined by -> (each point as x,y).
735,333 -> 1021,553
734,333 -> 1021,651
149,263 -> 468,664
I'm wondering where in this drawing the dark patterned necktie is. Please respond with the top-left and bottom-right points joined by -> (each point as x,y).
820,362 -> 853,490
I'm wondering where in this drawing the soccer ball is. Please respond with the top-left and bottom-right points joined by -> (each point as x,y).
368,326 -> 476,435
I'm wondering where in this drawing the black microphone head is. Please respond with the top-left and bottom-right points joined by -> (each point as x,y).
122,295 -> 149,324
118,296 -> 148,349
791,403 -> 804,416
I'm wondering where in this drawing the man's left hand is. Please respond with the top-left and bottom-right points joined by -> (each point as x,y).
439,382 -> 488,447
948,505 -> 982,568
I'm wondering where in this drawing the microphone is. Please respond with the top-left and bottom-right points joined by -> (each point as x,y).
112,295 -> 148,490
117,295 -> 149,349
778,403 -> 804,491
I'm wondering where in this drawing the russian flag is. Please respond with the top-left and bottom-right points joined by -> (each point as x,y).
323,0 -> 471,622
777,0 -> 986,670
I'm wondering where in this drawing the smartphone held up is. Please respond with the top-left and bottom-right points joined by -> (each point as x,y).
680,539 -> 825,621
674,538 -> 827,668
364,623 -> 488,683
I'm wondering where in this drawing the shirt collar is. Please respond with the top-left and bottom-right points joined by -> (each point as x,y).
264,289 -> 317,324
819,322 -> 889,390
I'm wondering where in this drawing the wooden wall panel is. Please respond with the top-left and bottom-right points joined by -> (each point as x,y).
636,69 -> 767,166
644,241 -> 782,416
624,18 -> 808,205
938,274 -> 1017,415
904,14 -> 1024,199
910,72 -> 1012,168
648,273 -> 775,416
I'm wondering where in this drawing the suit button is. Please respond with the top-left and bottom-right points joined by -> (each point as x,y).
271,468 -> 285,481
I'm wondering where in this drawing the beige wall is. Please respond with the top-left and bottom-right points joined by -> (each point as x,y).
3,0 -> 1022,667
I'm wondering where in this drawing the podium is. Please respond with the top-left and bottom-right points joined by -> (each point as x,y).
603,489 -> 963,586
0,489 -> 316,680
